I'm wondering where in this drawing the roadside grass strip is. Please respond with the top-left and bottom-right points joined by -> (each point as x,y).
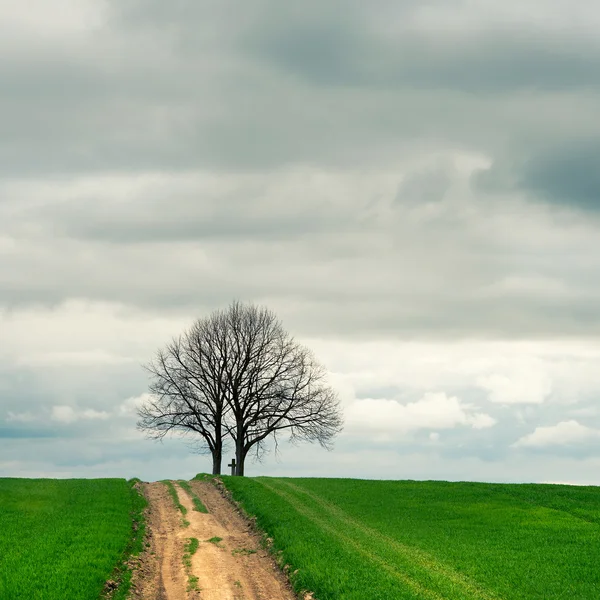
0,478 -> 138,600
260,478 -> 497,600
177,480 -> 209,513
104,478 -> 148,600
161,480 -> 190,527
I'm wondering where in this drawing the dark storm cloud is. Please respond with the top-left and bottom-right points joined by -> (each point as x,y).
473,139 -> 600,212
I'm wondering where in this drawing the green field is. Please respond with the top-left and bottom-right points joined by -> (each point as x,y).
0,478 -> 145,600
220,476 -> 600,600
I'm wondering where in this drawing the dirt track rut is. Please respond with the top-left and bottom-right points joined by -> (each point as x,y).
129,480 -> 295,600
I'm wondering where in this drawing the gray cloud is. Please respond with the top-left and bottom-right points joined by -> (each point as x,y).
1,1 -> 599,179
0,426 -> 59,439
2,0 -> 600,482
2,160 -> 600,338
250,21 -> 600,93
394,161 -> 454,206
18,189 -> 352,245
474,139 -> 600,212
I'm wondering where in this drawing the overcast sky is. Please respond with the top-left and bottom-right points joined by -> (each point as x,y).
2,0 -> 600,484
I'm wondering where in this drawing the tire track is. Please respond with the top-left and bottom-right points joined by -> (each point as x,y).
131,481 -> 295,600
278,479 -> 501,600
257,478 -> 448,600
142,483 -> 189,600
258,478 -> 502,600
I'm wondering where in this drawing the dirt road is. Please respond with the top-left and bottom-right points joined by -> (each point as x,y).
129,480 -> 296,600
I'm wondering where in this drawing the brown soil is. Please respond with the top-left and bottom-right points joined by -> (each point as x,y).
129,480 -> 297,600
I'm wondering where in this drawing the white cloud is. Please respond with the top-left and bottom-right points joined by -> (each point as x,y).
51,405 -> 110,424
512,420 -> 599,448
17,350 -> 137,367
6,410 -> 35,423
345,392 -> 495,434
540,481 -> 581,486
118,393 -> 152,417
476,275 -> 574,299
400,0 -> 600,34
80,409 -> 110,420
0,0 -> 105,42
477,370 -> 552,405
0,300 -> 189,367
470,413 -> 497,429
51,405 -> 77,423
306,338 -> 599,410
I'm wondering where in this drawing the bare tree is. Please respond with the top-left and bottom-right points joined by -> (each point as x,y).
137,301 -> 344,476
220,302 -> 343,475
137,311 -> 233,475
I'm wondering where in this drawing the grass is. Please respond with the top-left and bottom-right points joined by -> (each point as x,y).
104,478 -> 148,600
161,480 -> 189,527
232,548 -> 256,556
0,477 -> 142,600
207,536 -> 223,546
177,480 -> 208,513
186,537 -> 200,555
182,536 -> 200,592
183,537 -> 200,592
219,476 -> 600,600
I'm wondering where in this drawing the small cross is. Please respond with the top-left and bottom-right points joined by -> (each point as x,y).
228,458 -> 236,476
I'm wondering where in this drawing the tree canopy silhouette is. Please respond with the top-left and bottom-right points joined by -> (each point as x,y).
137,301 -> 343,475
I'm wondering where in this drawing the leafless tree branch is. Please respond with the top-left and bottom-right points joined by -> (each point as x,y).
137,300 -> 344,475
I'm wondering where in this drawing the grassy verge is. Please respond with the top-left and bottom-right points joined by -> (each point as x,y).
104,478 -> 148,599
0,478 -> 137,600
177,480 -> 208,513
220,476 -> 600,600
161,480 -> 189,527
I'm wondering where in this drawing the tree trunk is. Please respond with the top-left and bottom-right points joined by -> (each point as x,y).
211,419 -> 223,474
212,444 -> 222,475
235,432 -> 245,476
